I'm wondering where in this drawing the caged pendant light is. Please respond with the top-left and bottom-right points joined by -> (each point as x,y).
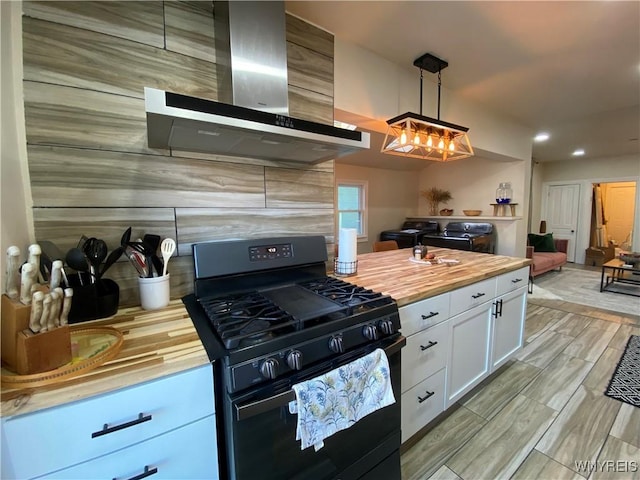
381,53 -> 473,162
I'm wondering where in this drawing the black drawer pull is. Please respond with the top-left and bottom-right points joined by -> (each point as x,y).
92,413 -> 152,438
114,465 -> 158,480
417,391 -> 435,403
420,341 -> 438,351
511,278 -> 523,283
471,292 -> 486,299
421,311 -> 439,320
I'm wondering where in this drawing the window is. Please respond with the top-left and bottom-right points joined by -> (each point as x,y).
336,181 -> 368,239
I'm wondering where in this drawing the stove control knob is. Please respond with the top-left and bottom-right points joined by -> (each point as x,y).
286,350 -> 303,370
329,335 -> 344,353
363,324 -> 379,341
260,357 -> 279,380
378,318 -> 395,335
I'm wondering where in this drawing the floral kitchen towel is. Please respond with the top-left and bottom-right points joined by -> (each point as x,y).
288,348 -> 395,451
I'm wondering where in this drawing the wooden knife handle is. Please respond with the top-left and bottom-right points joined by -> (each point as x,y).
28,244 -> 42,283
20,263 -> 35,305
29,291 -> 45,333
47,290 -> 60,331
6,246 -> 21,299
59,288 -> 73,326
39,293 -> 52,332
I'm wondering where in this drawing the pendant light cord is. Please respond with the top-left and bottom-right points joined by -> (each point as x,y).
437,68 -> 442,120
419,68 -> 423,116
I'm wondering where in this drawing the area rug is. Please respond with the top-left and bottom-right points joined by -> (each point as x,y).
529,266 -> 640,316
605,335 -> 640,408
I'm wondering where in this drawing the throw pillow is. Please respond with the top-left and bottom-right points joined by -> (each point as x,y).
528,233 -> 557,252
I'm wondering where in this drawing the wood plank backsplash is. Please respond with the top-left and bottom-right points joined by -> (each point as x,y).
22,1 -> 337,306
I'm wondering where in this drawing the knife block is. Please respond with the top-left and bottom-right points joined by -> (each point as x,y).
15,325 -> 72,375
2,293 -> 72,375
1,294 -> 31,369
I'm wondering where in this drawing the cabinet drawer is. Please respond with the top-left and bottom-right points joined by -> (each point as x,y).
38,415 -> 218,479
450,277 -> 496,317
399,292 -> 450,337
2,365 -> 214,480
401,320 -> 449,393
401,368 -> 446,443
496,266 -> 530,296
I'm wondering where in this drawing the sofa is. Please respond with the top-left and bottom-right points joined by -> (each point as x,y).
526,235 -> 568,279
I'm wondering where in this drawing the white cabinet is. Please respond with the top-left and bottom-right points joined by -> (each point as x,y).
446,302 -> 493,407
491,287 -> 527,371
401,368 -> 446,443
38,416 -> 217,479
1,365 -> 218,480
399,268 -> 528,444
399,293 -> 450,443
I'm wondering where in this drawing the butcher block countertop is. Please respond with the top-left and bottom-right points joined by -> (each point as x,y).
1,300 -> 209,417
340,247 -> 531,307
1,248 -> 529,417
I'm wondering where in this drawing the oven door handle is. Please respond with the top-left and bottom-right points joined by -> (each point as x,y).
234,335 -> 406,421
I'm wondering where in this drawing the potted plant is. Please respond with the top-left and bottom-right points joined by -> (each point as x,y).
421,187 -> 453,216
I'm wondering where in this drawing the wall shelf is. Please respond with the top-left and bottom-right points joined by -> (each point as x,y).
408,216 -> 523,222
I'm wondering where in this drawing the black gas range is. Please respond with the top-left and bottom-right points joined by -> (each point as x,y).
183,235 -> 404,480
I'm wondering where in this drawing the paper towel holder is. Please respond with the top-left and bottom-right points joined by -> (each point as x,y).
334,259 -> 358,277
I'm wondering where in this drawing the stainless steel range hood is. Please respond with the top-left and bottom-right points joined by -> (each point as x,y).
145,1 -> 369,164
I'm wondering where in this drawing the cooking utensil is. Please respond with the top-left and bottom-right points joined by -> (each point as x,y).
65,248 -> 92,286
124,245 -> 148,277
143,234 -> 163,277
6,246 -> 21,299
161,238 -> 176,277
83,238 -> 108,284
29,290 -> 44,333
120,227 -> 132,249
99,246 -> 123,279
20,263 -> 35,305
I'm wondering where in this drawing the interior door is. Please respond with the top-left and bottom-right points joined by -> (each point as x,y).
544,184 -> 580,262
603,182 -> 636,249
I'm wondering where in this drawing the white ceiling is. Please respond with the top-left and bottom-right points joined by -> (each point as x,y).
285,1 -> 640,168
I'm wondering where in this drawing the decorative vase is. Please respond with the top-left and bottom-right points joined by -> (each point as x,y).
496,182 -> 513,204
429,201 -> 439,216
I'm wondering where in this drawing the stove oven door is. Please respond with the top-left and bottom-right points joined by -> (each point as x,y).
224,336 -> 404,480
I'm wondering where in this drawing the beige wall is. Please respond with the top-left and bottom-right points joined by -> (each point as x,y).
335,163 -> 420,253
1,1 -> 34,295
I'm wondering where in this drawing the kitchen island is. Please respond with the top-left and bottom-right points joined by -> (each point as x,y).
341,246 -> 531,445
1,246 -> 530,478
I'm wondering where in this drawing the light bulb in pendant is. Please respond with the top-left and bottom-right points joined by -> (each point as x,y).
438,137 -> 445,152
449,140 -> 455,152
426,135 -> 433,150
413,132 -> 420,145
400,129 -> 407,144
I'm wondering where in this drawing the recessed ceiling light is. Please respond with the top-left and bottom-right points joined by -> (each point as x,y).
534,132 -> 550,142
572,149 -> 585,156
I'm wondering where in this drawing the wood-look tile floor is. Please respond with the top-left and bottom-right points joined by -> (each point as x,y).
401,299 -> 640,480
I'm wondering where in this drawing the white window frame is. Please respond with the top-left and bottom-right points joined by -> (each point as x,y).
335,180 -> 368,241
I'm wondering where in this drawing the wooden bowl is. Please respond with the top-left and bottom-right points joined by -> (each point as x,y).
439,208 -> 454,216
463,209 -> 482,216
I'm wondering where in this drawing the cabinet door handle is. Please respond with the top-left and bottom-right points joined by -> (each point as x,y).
113,465 -> 158,480
420,341 -> 438,351
421,311 -> 439,320
498,298 -> 503,316
511,278 -> 523,283
471,292 -> 486,299
92,413 -> 152,438
417,391 -> 435,403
